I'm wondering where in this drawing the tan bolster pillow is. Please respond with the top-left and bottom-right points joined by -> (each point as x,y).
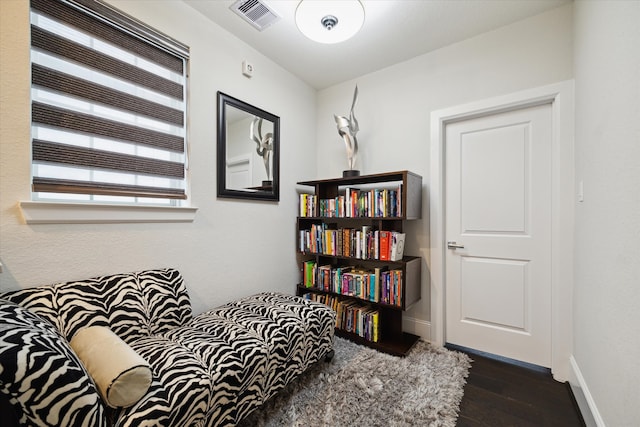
70,326 -> 152,408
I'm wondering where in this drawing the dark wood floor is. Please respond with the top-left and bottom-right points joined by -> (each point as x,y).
451,346 -> 586,427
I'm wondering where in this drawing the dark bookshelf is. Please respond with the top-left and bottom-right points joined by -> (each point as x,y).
335,330 -> 420,357
296,170 -> 422,357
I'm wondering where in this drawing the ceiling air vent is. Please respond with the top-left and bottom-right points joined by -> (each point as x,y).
230,0 -> 280,32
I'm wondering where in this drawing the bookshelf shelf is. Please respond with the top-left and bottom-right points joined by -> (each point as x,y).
296,170 -> 422,357
296,284 -> 405,311
334,330 -> 420,357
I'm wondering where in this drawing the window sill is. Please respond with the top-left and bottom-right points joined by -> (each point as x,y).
19,201 -> 198,224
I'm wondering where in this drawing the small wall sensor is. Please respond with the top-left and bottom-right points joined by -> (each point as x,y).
242,60 -> 254,78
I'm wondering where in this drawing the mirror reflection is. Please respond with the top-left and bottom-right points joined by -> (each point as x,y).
217,92 -> 279,201
225,107 -> 274,190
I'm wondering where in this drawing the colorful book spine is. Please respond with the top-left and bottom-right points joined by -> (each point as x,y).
299,193 -> 318,217
301,291 -> 382,343
379,269 -> 403,307
303,260 -> 316,288
379,230 -> 390,260
308,185 -> 403,219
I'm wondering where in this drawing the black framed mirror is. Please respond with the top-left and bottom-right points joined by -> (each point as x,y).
217,92 -> 280,201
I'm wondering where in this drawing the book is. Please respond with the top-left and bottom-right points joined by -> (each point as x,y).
305,289 -> 382,344
333,266 -> 353,294
345,187 -> 359,218
388,269 -> 403,306
390,232 -> 406,261
379,230 -> 391,260
372,311 -> 380,342
303,260 -> 316,288
299,193 -> 318,217
317,264 -> 332,291
372,266 -> 388,303
361,225 -> 372,259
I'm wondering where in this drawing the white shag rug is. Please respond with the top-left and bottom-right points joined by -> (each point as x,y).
238,337 -> 471,427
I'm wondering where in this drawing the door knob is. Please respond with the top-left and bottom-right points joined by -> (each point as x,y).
447,241 -> 465,249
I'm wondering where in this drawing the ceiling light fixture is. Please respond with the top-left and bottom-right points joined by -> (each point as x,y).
295,0 -> 365,44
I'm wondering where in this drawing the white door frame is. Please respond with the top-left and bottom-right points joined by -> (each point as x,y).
429,80 -> 575,380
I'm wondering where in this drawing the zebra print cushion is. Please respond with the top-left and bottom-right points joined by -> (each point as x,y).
1,270 -> 336,427
3,268 -> 192,345
136,269 -> 192,335
226,292 -> 336,370
1,269 -> 190,427
117,292 -> 335,427
186,292 -> 336,425
0,285 -> 60,331
0,299 -> 108,427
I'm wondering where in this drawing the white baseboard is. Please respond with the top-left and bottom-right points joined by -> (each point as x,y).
402,316 -> 431,342
569,355 -> 605,427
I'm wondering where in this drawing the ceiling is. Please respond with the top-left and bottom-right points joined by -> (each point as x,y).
183,0 -> 571,90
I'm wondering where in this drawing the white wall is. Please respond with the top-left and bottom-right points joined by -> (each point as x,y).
0,0 -> 316,314
316,4 -> 574,329
572,1 -> 640,425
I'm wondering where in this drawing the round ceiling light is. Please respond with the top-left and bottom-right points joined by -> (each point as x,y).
295,0 -> 365,44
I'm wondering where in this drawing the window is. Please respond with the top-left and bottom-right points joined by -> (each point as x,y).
30,0 -> 189,206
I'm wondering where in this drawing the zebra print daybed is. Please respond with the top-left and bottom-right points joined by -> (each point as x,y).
0,268 -> 335,426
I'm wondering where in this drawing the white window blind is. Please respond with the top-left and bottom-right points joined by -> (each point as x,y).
30,0 -> 189,205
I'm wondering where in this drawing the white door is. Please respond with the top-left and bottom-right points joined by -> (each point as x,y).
445,103 -> 552,367
226,154 -> 252,190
